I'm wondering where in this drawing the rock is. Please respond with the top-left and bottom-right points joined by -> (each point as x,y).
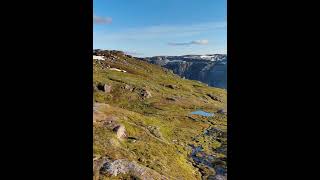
165,84 -> 177,89
93,85 -> 98,91
166,97 -> 177,101
113,125 -> 127,139
124,84 -> 134,92
138,157 -> 146,163
214,165 -> 227,176
207,94 -> 223,102
104,84 -> 112,93
93,156 -> 111,180
205,127 -> 227,139
96,83 -> 105,91
96,83 -> 112,93
141,89 -> 152,99
103,119 -> 118,129
217,109 -> 227,115
100,159 -> 168,179
147,126 -> 162,139
208,175 -> 227,180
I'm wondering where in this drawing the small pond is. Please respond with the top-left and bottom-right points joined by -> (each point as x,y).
190,110 -> 214,117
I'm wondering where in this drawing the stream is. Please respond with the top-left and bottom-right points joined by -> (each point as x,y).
189,126 -> 227,179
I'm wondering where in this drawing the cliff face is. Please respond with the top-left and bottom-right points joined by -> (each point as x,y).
143,54 -> 227,89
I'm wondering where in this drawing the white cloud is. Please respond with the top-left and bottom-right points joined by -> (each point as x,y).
93,15 -> 112,24
168,39 -> 209,46
191,39 -> 209,45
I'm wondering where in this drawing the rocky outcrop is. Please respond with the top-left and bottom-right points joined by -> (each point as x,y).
100,159 -> 168,180
93,156 -> 109,180
207,93 -> 223,102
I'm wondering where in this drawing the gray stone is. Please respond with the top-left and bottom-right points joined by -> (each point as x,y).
141,89 -> 152,99
113,125 -> 127,139
101,159 -> 168,179
208,175 -> 227,180
104,84 -> 112,93
217,109 -> 227,115
96,83 -> 112,93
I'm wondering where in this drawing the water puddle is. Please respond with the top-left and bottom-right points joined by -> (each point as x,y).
190,110 -> 214,117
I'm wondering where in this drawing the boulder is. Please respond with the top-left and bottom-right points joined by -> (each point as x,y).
113,125 -> 127,139
208,175 -> 227,180
93,156 -> 111,180
100,159 -> 168,179
96,83 -> 112,93
217,109 -> 227,115
104,84 -> 112,93
141,89 -> 152,99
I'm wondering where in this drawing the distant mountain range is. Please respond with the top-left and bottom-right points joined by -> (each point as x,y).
140,54 -> 227,89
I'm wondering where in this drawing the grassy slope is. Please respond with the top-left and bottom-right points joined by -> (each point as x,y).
93,52 -> 227,180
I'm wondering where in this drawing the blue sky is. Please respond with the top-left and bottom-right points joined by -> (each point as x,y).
93,0 -> 227,57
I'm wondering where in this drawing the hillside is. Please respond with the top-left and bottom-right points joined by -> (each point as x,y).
93,50 -> 227,180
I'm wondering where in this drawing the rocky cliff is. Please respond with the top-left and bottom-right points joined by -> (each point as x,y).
142,54 -> 227,89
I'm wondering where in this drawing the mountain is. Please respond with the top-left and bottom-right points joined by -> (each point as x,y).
93,50 -> 227,180
141,54 -> 227,89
